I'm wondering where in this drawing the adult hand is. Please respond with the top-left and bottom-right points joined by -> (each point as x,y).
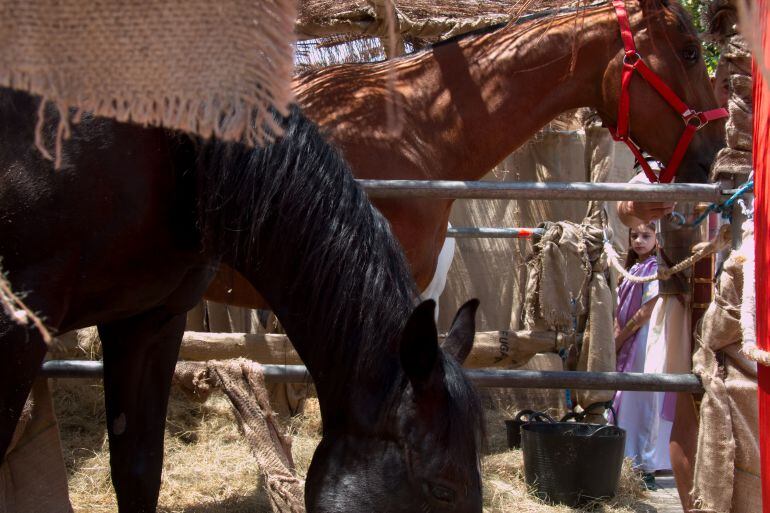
618,200 -> 675,225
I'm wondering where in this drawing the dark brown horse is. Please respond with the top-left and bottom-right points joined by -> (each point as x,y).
0,90 -> 485,512
206,0 -> 726,308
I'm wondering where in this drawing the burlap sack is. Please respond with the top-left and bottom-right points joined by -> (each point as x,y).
0,380 -> 72,513
710,11 -> 754,180
174,359 -> 305,513
187,302 -> 309,419
522,217 -> 615,418
692,237 -> 760,513
575,265 -> 616,414
524,222 -> 593,332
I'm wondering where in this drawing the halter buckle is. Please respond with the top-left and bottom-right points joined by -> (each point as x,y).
622,51 -> 641,67
682,110 -> 705,130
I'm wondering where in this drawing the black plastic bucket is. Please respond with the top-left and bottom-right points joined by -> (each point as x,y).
521,422 -> 626,506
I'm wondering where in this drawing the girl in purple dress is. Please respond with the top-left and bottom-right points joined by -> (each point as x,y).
613,222 -> 671,489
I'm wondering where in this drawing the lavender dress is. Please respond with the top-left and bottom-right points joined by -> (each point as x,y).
613,256 -> 672,472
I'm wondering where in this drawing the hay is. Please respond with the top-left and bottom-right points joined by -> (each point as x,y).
53,380 -> 651,513
55,380 -> 274,513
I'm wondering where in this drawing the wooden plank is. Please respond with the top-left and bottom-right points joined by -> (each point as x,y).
178,330 -> 577,368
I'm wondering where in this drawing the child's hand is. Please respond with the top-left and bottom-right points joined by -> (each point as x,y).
614,324 -> 625,350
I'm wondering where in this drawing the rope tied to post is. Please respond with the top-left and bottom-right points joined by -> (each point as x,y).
687,178 -> 754,228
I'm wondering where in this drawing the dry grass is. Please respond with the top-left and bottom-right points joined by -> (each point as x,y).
53,380 -> 649,513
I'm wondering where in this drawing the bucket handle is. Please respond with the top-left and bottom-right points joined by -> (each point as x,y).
588,425 -> 619,437
560,401 -> 618,425
514,409 -> 556,424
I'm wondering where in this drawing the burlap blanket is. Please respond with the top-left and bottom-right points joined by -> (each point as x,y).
0,0 -> 297,167
174,359 -> 305,513
186,302 -> 309,419
523,217 -> 616,417
691,223 -> 760,513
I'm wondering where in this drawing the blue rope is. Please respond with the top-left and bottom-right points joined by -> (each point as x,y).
686,179 -> 754,227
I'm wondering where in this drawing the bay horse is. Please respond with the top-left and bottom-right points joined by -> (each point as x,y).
0,89 -> 485,512
206,0 -> 726,310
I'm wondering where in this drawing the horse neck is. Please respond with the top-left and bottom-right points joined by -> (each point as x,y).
200,110 -> 416,422
451,6 -> 622,160
297,5 -> 622,181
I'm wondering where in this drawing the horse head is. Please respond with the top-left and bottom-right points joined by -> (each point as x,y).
599,0 -> 726,183
305,299 -> 484,513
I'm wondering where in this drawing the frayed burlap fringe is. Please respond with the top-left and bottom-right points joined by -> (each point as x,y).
0,264 -> 53,345
174,359 -> 305,513
0,0 -> 297,168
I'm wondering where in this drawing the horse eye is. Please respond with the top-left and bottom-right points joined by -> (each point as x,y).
682,45 -> 700,63
423,481 -> 457,504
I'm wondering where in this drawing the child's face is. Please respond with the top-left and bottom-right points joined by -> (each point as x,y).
630,224 -> 656,258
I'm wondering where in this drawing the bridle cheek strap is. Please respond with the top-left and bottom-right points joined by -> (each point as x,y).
608,0 -> 728,183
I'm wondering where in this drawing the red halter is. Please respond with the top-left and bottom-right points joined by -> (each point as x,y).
608,0 -> 728,183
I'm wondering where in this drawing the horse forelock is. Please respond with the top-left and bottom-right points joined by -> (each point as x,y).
667,2 -> 700,38
440,353 -> 487,462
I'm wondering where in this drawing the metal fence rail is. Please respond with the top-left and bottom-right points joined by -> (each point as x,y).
41,361 -> 703,393
358,180 -> 724,202
447,227 -> 544,238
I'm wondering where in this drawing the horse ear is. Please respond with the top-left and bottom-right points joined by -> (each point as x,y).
442,299 -> 479,364
400,300 -> 439,388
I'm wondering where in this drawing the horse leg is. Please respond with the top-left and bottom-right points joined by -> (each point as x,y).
99,310 -> 186,513
0,312 -> 48,462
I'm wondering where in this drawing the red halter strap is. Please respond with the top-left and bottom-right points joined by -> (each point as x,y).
608,0 -> 728,183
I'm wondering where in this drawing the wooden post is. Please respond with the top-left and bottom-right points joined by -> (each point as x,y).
690,201 -> 719,334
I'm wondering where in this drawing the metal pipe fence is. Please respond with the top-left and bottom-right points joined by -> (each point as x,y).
41,361 -> 703,393
358,180 -> 724,202
447,227 -> 544,238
